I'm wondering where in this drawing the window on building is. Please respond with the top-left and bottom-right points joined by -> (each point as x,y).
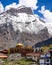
47,63 -> 49,65
47,59 -> 49,62
51,59 -> 52,65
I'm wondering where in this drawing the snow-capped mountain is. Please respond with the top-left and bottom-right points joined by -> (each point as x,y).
45,23 -> 52,35
0,6 -> 51,49
0,6 -> 47,34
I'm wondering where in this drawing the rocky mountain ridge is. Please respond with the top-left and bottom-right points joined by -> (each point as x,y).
0,6 -> 51,49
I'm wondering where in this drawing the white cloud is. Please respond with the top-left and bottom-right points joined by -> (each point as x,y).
0,0 -> 52,23
5,0 -> 38,10
19,0 -> 38,10
5,3 -> 18,11
0,2 -> 4,14
0,0 -> 38,13
39,6 -> 52,23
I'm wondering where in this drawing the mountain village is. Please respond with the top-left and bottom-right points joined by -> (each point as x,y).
0,6 -> 52,65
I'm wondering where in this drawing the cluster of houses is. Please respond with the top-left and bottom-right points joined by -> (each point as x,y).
26,49 -> 52,65
39,50 -> 52,65
0,43 -> 52,65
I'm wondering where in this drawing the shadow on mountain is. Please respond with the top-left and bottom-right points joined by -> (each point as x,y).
33,37 -> 52,48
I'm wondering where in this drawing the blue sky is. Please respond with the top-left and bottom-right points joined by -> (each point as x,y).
0,0 -> 52,11
37,0 -> 52,11
0,0 -> 52,23
0,0 -> 19,7
34,0 -> 52,18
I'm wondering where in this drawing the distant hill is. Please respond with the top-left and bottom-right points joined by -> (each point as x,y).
33,37 -> 52,48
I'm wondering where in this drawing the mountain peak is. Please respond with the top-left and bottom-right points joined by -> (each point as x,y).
0,6 -> 51,49
6,5 -> 33,15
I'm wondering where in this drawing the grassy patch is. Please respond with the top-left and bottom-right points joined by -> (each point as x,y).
3,58 -> 34,65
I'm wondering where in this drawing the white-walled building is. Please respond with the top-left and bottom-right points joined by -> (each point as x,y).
39,53 -> 51,65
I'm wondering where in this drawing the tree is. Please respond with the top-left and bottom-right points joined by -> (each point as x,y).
25,45 -> 34,52
41,46 -> 49,53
